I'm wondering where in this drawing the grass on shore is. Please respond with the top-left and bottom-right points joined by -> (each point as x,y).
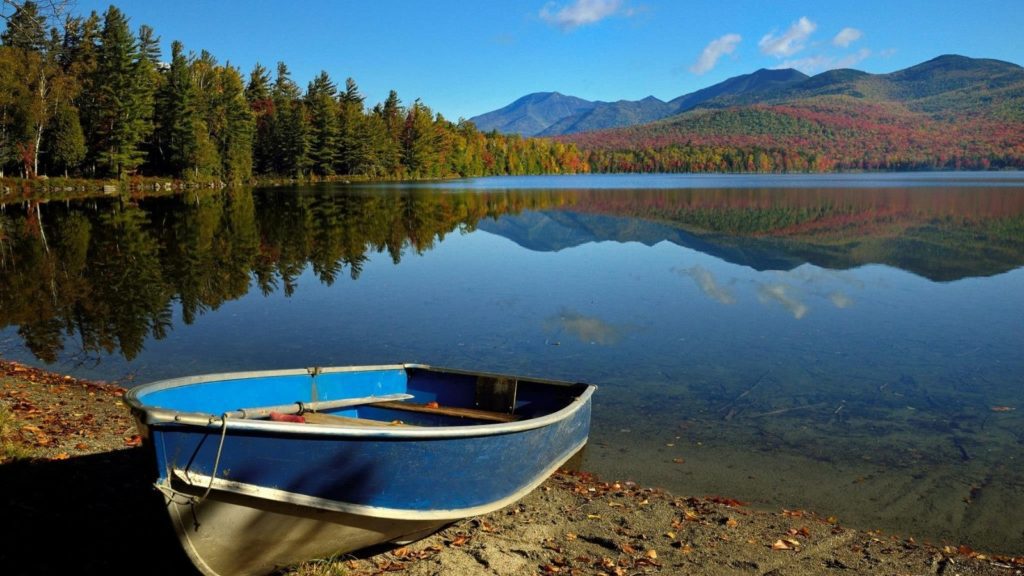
0,404 -> 32,463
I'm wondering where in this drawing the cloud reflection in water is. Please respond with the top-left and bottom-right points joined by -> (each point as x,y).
757,283 -> 809,319
680,265 -> 736,305
546,309 -> 623,345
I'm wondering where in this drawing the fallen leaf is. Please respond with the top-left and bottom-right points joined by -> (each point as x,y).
543,539 -> 562,552
770,537 -> 794,549
124,435 -> 142,447
671,541 -> 696,553
392,547 -> 410,558
619,543 -> 637,555
958,545 -> 977,557
664,531 -> 676,539
725,518 -> 739,528
672,458 -> 685,464
645,549 -> 657,560
565,532 -> 577,541
449,534 -> 469,547
425,401 -> 440,409
52,452 -> 70,460
708,496 -> 748,507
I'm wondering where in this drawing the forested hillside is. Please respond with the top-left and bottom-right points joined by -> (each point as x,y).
566,55 -> 1024,172
0,2 -> 587,182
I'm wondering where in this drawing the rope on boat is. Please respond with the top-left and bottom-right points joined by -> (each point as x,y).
153,414 -> 230,530
198,413 -> 230,503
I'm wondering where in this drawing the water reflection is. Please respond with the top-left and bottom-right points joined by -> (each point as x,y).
546,309 -> 624,345
757,282 -> 809,319
2,182 -> 1023,363
680,265 -> 736,305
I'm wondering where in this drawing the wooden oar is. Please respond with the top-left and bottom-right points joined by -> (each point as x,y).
225,393 -> 414,419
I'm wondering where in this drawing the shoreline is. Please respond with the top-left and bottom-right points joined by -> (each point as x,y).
4,168 -> 1024,204
2,358 -> 1022,575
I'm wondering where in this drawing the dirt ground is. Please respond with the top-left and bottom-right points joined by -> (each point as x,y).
2,358 -> 1022,576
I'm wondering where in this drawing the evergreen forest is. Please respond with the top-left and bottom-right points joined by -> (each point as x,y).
0,2 -> 588,182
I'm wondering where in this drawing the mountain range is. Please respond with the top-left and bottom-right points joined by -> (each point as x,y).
470,55 -> 1024,138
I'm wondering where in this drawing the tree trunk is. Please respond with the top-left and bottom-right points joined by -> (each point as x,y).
33,69 -> 48,178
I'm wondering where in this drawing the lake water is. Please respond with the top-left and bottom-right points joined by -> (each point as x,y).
2,173 -> 1023,553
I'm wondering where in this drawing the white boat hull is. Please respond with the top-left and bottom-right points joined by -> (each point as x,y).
164,486 -> 446,576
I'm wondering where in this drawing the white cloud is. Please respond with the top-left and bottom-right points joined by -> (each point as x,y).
832,27 -> 863,47
759,16 -> 816,57
539,0 -> 627,30
690,33 -> 742,74
779,48 -> 871,74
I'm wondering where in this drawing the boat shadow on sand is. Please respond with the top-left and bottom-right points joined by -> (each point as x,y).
0,448 -> 196,575
0,446 -> 410,575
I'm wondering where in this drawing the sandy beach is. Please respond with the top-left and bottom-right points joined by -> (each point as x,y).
2,359 -> 1021,576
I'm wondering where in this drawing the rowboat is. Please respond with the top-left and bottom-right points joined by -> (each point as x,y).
125,364 -> 595,576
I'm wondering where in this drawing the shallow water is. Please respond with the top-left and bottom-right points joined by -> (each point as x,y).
2,173 -> 1022,552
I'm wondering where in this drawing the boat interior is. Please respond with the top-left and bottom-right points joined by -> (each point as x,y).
136,366 -> 591,427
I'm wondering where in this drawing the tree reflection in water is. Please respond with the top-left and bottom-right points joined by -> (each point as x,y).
2,183 -> 1023,363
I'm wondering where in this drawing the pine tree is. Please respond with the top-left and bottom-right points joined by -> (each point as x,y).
376,90 -> 404,177
188,50 -> 221,176
271,62 -> 307,176
305,70 -> 337,176
218,65 -> 254,182
402,99 -> 439,177
245,62 -> 274,175
0,0 -> 47,52
153,40 -> 196,176
89,6 -> 155,177
336,77 -> 366,174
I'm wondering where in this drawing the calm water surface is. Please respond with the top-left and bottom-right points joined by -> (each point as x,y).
2,173 -> 1023,552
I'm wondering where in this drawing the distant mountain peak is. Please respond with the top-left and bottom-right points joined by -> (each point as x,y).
471,92 -> 598,136
470,54 -> 1023,138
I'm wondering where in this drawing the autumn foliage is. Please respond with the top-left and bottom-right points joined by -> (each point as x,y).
565,97 -> 1024,173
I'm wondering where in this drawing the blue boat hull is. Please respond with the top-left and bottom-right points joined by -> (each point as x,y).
127,364 -> 594,576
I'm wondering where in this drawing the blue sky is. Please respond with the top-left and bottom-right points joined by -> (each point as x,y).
70,0 -> 1024,120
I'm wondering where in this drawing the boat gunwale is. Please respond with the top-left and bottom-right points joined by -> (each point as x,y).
125,363 -> 596,439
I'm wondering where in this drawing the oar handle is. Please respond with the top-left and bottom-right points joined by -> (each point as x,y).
224,393 -> 414,419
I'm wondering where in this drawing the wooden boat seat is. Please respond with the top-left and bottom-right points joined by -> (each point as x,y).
370,401 -> 521,423
301,411 -> 413,427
